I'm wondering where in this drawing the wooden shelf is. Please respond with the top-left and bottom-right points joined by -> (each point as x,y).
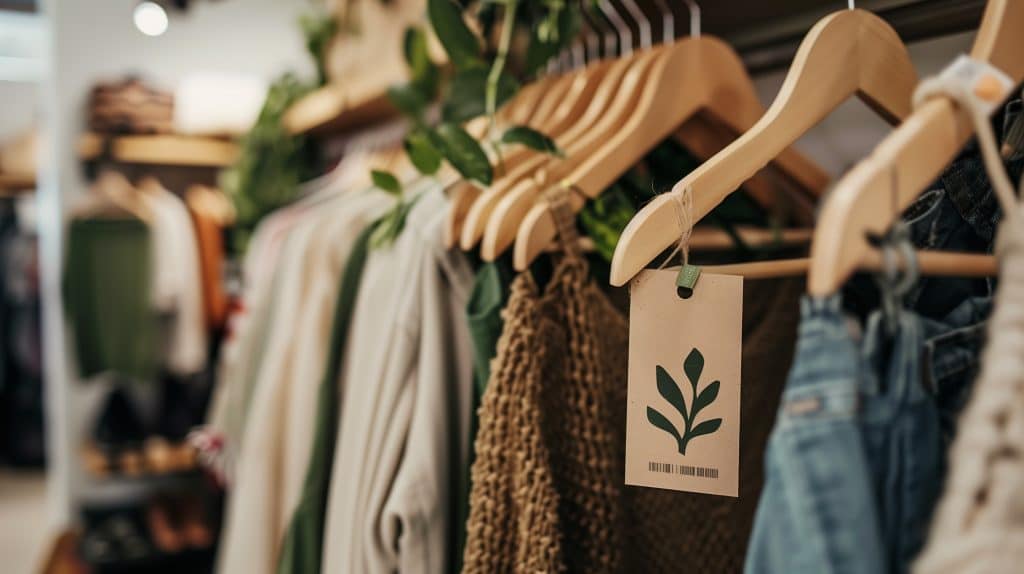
0,172 -> 35,193
283,84 -> 398,137
79,133 -> 239,168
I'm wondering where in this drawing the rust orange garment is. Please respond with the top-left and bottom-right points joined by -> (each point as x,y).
186,189 -> 229,331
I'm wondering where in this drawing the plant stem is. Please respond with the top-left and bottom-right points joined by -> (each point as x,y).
486,0 -> 519,138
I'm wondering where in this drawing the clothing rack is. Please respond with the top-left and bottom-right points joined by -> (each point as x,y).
285,0 -> 988,141
725,0 -> 987,72
33,0 -> 1001,549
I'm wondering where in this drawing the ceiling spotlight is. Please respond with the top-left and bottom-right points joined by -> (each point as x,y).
133,2 -> 169,37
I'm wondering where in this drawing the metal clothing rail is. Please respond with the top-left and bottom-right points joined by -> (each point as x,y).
712,0 -> 988,72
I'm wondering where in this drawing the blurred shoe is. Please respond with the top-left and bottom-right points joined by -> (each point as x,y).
146,502 -> 185,554
179,496 -> 213,548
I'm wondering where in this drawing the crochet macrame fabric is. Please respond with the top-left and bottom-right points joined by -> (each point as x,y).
461,201 -> 628,573
913,218 -> 1024,574
462,191 -> 802,573
912,74 -> 1024,574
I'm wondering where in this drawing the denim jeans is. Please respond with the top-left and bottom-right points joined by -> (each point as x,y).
844,100 -> 1023,321
859,309 -> 942,574
745,295 -> 990,574
744,99 -> 1022,574
745,295 -> 885,574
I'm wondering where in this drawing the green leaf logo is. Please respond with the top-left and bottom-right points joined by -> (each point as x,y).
646,348 -> 723,455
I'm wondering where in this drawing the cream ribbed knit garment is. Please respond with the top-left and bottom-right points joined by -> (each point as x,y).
913,70 -> 1024,573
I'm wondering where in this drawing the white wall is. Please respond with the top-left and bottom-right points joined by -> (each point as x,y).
0,81 -> 37,139
2,0 -> 315,142
0,10 -> 43,142
59,0 -> 314,90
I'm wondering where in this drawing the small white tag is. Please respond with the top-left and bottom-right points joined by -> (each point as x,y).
938,54 -> 1015,116
625,268 -> 742,497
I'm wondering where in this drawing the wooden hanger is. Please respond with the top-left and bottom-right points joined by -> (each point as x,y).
74,171 -> 152,222
515,9 -> 877,272
444,59 -> 617,247
505,60 -> 615,174
528,73 -> 577,127
675,115 -> 816,226
608,8 -> 919,286
807,0 -> 1024,296
701,251 -> 997,280
479,48 -> 665,252
547,225 -> 814,256
452,0 -> 659,250
505,76 -> 553,126
444,73 -> 566,244
480,111 -> 826,262
453,51 -> 646,250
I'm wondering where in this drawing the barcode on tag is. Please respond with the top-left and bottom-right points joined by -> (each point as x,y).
648,461 -> 720,479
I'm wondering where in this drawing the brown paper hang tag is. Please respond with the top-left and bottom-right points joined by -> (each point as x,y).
625,267 -> 743,497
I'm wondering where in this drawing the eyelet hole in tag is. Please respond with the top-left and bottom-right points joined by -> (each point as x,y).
675,264 -> 702,299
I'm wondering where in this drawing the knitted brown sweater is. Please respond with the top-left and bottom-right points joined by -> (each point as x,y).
463,191 -> 802,574
463,248 -> 628,574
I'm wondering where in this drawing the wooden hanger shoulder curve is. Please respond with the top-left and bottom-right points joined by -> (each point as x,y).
476,46 -> 668,260
480,115 -> 819,262
514,30 -> 846,271
507,75 -> 554,126
608,9 -> 919,286
528,73 -> 576,128
81,171 -> 154,222
445,62 -> 616,248
458,52 -> 652,251
806,0 -> 1024,296
497,60 -> 615,176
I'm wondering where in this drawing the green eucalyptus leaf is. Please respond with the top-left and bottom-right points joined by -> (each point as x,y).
646,407 -> 682,443
370,210 -> 399,249
434,123 -> 493,185
404,131 -> 443,175
369,192 -> 424,249
427,0 -> 484,70
403,26 -> 439,97
371,169 -> 402,196
524,6 -> 580,77
403,26 -> 426,68
691,380 -> 720,418
656,365 -> 689,425
578,185 -> 636,262
442,69 -> 518,123
683,348 -> 705,390
300,12 -> 339,86
224,73 -> 316,251
386,83 -> 428,118
501,125 -> 563,157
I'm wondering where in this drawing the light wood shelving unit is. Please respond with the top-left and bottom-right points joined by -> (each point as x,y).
0,172 -> 35,194
79,132 -> 240,168
283,84 -> 397,136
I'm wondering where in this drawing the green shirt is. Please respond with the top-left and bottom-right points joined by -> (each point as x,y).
64,218 -> 159,382
276,222 -> 376,574
453,258 -> 513,572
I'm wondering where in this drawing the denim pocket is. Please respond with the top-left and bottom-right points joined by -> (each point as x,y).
778,381 -> 859,425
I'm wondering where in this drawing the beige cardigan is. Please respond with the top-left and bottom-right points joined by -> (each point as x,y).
321,187 -> 476,574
